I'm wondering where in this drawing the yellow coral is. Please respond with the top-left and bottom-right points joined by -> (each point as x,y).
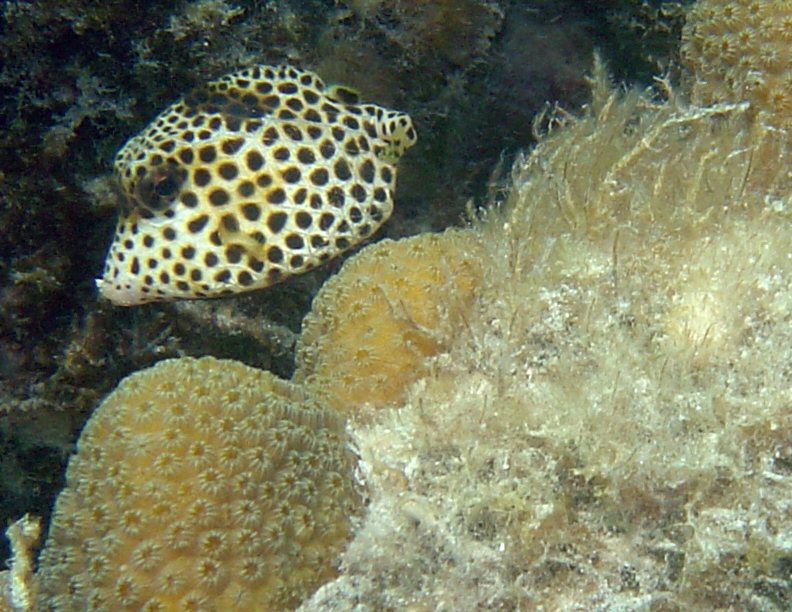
294,229 -> 482,417
681,0 -> 792,129
36,357 -> 361,611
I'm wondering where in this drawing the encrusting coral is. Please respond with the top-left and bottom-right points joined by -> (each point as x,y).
35,357 -> 362,611
97,64 -> 416,306
681,0 -> 792,131
294,229 -> 483,417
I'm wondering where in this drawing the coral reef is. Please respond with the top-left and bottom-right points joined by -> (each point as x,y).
299,67 -> 791,609
292,1 -> 792,607
36,357 -> 362,610
0,0 -> 604,552
6,0 -> 776,606
295,229 -> 482,416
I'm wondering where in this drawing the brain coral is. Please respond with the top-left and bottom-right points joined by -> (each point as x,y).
36,357 -> 362,611
294,229 -> 482,417
681,0 -> 792,128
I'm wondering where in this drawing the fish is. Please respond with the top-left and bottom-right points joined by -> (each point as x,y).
97,64 -> 416,306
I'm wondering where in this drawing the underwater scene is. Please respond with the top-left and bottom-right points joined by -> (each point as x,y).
1,0 -> 790,609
